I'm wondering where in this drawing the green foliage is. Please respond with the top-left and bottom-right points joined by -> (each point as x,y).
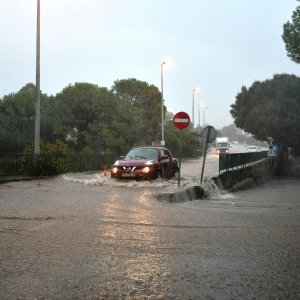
230,74 -> 300,154
111,78 -> 162,144
0,79 -> 202,160
165,122 -> 203,157
52,82 -> 116,151
23,140 -> 69,176
41,139 -> 69,156
0,84 -> 52,153
0,86 -> 35,152
24,139 -> 68,155
282,1 -> 300,64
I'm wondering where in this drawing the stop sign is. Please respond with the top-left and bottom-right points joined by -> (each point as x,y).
173,111 -> 190,129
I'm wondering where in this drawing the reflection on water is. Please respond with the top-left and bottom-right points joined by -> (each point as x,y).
96,219 -> 172,297
99,194 -> 121,222
92,184 -> 173,296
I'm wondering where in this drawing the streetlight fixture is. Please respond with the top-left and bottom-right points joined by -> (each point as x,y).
160,61 -> 166,145
34,0 -> 41,155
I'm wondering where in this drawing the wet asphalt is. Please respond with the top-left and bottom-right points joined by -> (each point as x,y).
0,158 -> 299,299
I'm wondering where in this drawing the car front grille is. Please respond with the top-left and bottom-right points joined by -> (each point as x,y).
117,166 -> 145,172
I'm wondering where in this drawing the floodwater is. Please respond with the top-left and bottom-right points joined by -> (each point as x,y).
0,156 -> 299,299
61,153 -> 220,192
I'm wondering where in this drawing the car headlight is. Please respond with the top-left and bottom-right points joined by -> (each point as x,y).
143,167 -> 150,173
111,167 -> 118,174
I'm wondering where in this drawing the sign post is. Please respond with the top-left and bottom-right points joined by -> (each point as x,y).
200,125 -> 217,184
173,112 -> 190,186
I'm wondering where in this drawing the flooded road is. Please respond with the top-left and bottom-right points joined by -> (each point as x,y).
61,153 -> 220,190
0,156 -> 299,299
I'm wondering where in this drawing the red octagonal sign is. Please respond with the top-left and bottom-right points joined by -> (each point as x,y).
173,111 -> 190,129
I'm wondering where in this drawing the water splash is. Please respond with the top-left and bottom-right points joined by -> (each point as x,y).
62,172 -> 233,201
62,173 -> 110,186
201,177 -> 233,199
62,172 -> 176,188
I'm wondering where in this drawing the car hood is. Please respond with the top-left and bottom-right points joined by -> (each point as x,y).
114,159 -> 158,167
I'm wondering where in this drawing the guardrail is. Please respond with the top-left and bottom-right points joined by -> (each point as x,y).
219,151 -> 269,173
0,154 -> 114,177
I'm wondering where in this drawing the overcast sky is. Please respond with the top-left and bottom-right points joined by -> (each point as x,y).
1,0 -> 299,128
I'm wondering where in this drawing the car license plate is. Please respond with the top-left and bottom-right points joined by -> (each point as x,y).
122,173 -> 135,178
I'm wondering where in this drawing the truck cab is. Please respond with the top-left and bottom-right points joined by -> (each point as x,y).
215,137 -> 230,154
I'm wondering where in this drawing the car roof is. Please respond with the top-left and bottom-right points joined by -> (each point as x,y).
130,146 -> 168,151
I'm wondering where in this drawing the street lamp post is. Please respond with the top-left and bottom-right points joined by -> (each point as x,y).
34,0 -> 41,155
192,87 -> 199,125
160,61 -> 166,145
203,106 -> 208,126
192,88 -> 196,125
198,102 -> 201,134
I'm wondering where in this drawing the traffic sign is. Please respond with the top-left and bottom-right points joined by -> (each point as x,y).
201,126 -> 217,143
173,112 -> 190,187
173,111 -> 190,129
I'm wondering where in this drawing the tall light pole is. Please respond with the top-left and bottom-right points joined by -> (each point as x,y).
160,61 -> 166,145
198,102 -> 201,134
34,0 -> 41,154
198,101 -> 204,130
203,106 -> 208,126
192,87 -> 199,125
192,88 -> 196,125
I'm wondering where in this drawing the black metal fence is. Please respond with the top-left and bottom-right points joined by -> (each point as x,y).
0,153 -> 115,177
219,151 -> 269,173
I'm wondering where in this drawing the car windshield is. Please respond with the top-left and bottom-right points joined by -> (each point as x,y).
124,148 -> 158,160
216,143 -> 228,147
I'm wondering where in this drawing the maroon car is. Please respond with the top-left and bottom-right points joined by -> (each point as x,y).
111,146 -> 178,180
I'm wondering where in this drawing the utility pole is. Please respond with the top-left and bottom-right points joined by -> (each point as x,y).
160,61 -> 165,145
34,0 -> 41,154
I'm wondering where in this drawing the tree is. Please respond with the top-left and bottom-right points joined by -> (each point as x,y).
0,84 -> 50,153
230,74 -> 300,154
111,78 -> 162,145
53,82 -> 117,152
282,1 -> 300,64
0,79 -> 203,159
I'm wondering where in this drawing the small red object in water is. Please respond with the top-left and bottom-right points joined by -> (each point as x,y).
103,165 -> 107,176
